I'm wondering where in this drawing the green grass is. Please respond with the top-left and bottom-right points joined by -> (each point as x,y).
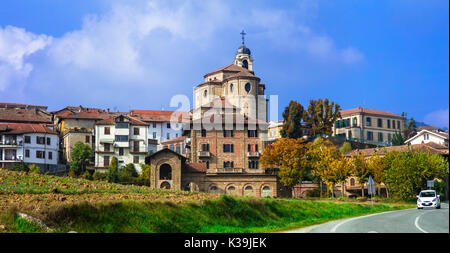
35,195 -> 413,233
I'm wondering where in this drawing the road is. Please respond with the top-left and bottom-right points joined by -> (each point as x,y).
285,203 -> 449,233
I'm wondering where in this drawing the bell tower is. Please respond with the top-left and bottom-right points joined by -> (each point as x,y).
233,30 -> 253,72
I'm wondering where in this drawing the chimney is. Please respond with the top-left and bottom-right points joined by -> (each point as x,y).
107,108 -> 110,113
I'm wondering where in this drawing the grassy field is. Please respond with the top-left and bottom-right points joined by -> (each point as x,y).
0,169 -> 415,233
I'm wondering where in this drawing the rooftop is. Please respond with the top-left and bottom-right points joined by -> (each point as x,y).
340,106 -> 405,119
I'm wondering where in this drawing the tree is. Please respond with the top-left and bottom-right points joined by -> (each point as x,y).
260,138 -> 309,193
367,151 -> 388,197
107,157 -> 119,183
70,141 -> 93,176
326,154 -> 352,197
405,117 -> 417,131
305,98 -> 341,137
391,131 -> 406,146
118,163 -> 138,182
339,142 -> 352,154
306,137 -> 341,197
351,151 -> 370,197
280,100 -> 306,139
384,150 -> 448,200
139,163 -> 151,182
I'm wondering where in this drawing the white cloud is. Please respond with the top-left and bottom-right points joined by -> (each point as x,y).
424,108 -> 449,129
0,26 -> 52,91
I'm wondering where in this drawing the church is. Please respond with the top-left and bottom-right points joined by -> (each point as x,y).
145,32 -> 288,197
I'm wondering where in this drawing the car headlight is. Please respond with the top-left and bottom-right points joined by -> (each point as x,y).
417,198 -> 421,202
432,198 -> 437,202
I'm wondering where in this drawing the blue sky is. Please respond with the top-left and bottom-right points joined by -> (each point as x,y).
0,0 -> 448,128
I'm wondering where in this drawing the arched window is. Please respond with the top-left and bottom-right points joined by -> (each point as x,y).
262,186 -> 270,191
160,164 -> 172,180
245,83 -> 251,93
242,60 -> 248,69
350,178 -> 355,186
245,186 -> 253,191
209,185 -> 219,193
204,89 -> 208,98
230,84 -> 234,93
228,186 -> 235,191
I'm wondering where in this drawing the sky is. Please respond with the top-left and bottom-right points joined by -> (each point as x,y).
0,0 -> 448,128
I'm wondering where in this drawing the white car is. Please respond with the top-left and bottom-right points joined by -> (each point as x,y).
417,190 -> 441,209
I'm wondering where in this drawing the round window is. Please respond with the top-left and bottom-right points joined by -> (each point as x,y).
245,83 -> 251,93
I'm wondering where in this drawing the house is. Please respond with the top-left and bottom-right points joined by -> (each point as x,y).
0,103 -> 52,125
404,129 -> 449,147
332,107 -> 406,146
94,114 -> 149,173
0,123 -> 59,171
160,136 -> 190,157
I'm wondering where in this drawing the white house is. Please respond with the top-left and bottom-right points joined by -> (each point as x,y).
0,123 -> 59,171
404,129 -> 449,147
94,114 -> 149,173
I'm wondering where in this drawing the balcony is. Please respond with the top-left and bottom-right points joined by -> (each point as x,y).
130,146 -> 148,154
216,168 -> 244,173
198,151 -> 211,158
247,152 -> 260,158
0,139 -> 23,147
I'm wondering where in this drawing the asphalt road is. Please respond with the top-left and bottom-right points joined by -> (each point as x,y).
285,203 -> 449,233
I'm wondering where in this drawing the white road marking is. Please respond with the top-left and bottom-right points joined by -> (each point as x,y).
330,209 -> 415,233
367,231 -> 378,233
414,212 -> 429,233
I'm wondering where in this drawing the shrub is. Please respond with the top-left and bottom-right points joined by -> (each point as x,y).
356,197 -> 367,201
28,164 -> 41,174
10,162 -> 29,172
118,163 -> 138,182
107,157 -> 119,183
81,170 -> 92,180
68,170 -> 77,178
92,171 -> 107,181
304,188 -> 320,198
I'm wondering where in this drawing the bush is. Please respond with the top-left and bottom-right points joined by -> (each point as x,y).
107,157 -> 119,183
68,170 -> 77,178
81,170 -> 92,180
118,163 -> 138,182
10,162 -> 29,172
356,197 -> 367,201
434,180 -> 447,200
28,164 -> 41,174
92,171 -> 107,181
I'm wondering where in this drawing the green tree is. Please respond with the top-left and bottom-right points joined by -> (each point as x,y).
70,141 -> 93,176
367,151 -> 388,197
280,100 -> 306,139
139,163 -> 151,181
107,157 -> 119,183
384,150 -> 448,200
118,163 -> 138,182
305,98 -> 341,137
405,117 -> 417,131
391,131 -> 406,146
339,142 -> 352,154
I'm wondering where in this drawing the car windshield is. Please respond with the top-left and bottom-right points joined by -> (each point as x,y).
420,192 -> 435,197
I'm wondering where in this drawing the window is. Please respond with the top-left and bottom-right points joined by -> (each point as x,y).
167,133 -> 170,139
249,161 -> 259,169
47,137 -> 51,145
223,161 -> 234,168
248,130 -> 258,137
350,178 -> 355,186
85,136 -> 90,143
170,144 -> 174,151
24,136 -> 31,144
36,150 -> 45,159
387,120 -> 391,128
119,147 -> 124,156
378,132 -> 383,142
377,118 -> 382,127
152,122 -> 156,128
134,128 -> 140,135
176,144 -> 181,153
245,83 -> 251,93
104,156 -> 110,167
204,89 -> 208,97
104,127 -> 110,135
202,143 -> 210,151
388,133 -> 392,142
424,133 -> 429,140
201,129 -> 207,137
36,136 -> 45,145
153,132 -> 157,139
230,84 -> 234,93
167,123 -> 171,128
115,122 -> 129,128
223,130 -> 234,137
348,131 -> 352,139
25,149 -> 30,158
182,145 -> 186,154
115,135 -> 128,142
352,117 -> 357,127
248,144 -> 258,152
392,121 -> 396,129
133,156 -> 139,164
104,143 -> 110,151
223,144 -> 234,153
367,131 -> 373,141
397,121 -> 400,129
242,60 -> 248,69
366,117 -> 372,126
48,151 -> 52,160
176,133 -> 178,138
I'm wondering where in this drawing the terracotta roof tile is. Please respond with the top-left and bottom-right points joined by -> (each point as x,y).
0,107 -> 52,124
161,136 -> 187,145
0,123 -> 58,135
185,162 -> 207,173
340,107 -> 404,119
344,143 -> 448,157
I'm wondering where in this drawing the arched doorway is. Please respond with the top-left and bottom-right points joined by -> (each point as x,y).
160,181 -> 171,189
160,164 -> 172,180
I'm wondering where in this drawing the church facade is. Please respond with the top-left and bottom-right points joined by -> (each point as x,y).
145,35 -> 289,198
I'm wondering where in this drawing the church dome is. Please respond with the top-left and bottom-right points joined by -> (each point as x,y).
236,43 -> 251,55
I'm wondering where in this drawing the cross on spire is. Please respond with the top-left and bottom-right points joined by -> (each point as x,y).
240,30 -> 246,44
